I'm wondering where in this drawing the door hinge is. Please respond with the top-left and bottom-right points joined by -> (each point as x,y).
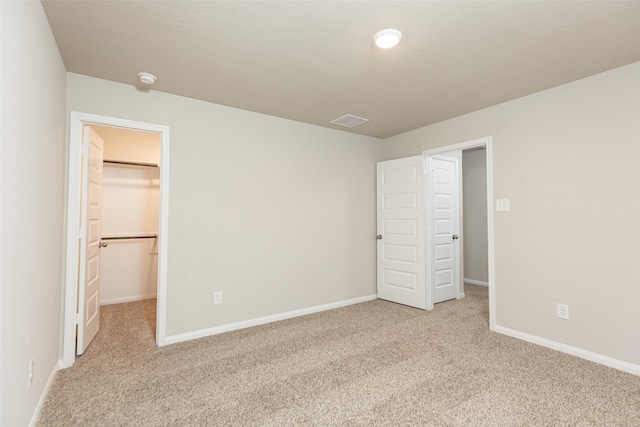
75,313 -> 81,324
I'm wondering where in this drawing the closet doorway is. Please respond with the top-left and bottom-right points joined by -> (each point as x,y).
376,137 -> 495,329
423,137 -> 495,329
62,112 -> 170,369
95,125 -> 160,306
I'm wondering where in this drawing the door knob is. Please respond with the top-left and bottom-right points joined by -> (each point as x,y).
452,235 -> 459,240
376,235 -> 382,240
99,242 -> 109,248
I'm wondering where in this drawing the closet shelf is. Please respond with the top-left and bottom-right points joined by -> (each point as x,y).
103,159 -> 159,168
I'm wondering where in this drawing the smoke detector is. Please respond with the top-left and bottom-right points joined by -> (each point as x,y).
138,72 -> 157,85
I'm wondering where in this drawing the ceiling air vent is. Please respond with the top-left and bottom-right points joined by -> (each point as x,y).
330,114 -> 370,128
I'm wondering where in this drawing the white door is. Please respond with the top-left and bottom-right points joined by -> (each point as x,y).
376,156 -> 426,309
428,155 -> 460,304
77,126 -> 104,355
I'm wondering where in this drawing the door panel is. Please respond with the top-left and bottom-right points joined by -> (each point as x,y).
428,155 -> 460,304
77,126 -> 104,355
383,219 -> 417,236
384,193 -> 417,209
384,244 -> 418,263
377,156 -> 426,309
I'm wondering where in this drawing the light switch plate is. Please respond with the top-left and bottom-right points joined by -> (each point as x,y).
557,303 -> 569,320
496,199 -> 510,211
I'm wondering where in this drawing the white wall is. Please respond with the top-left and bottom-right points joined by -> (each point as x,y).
101,165 -> 159,238
462,149 -> 488,283
383,62 -> 640,366
67,73 -> 384,337
0,2 -> 67,425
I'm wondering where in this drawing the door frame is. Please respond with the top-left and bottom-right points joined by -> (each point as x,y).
423,137 -> 496,330
61,112 -> 171,368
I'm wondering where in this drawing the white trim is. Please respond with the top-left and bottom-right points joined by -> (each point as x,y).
62,112 -> 170,369
164,295 -> 377,345
422,137 -> 495,331
494,324 -> 640,376
486,139 -> 496,331
464,278 -> 489,287
100,293 -> 157,306
28,361 -> 59,427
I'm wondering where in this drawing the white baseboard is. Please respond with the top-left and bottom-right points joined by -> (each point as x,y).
100,293 -> 157,306
29,361 -> 59,427
464,278 -> 488,286
164,294 -> 378,346
493,324 -> 640,376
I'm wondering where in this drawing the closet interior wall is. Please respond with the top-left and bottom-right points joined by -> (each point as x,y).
93,125 -> 161,305
462,148 -> 488,285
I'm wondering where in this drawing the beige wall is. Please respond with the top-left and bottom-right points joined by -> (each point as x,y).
1,2 -> 67,425
462,149 -> 488,283
67,73 -> 384,337
383,62 -> 640,365
93,125 -> 161,165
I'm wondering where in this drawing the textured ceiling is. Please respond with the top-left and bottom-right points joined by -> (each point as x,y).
42,1 -> 640,139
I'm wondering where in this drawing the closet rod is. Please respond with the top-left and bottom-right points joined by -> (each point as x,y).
103,159 -> 159,168
101,235 -> 157,241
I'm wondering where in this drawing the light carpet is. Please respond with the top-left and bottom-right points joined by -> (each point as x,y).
38,285 -> 640,426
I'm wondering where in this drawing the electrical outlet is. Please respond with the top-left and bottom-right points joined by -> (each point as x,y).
28,358 -> 34,387
214,291 -> 223,305
557,303 -> 569,320
496,199 -> 511,211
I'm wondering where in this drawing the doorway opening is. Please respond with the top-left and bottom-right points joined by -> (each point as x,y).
461,147 -> 489,289
94,125 -> 161,305
61,112 -> 170,368
423,137 -> 495,330
375,136 -> 494,328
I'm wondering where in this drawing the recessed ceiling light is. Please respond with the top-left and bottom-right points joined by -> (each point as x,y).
374,29 -> 402,48
138,72 -> 157,85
